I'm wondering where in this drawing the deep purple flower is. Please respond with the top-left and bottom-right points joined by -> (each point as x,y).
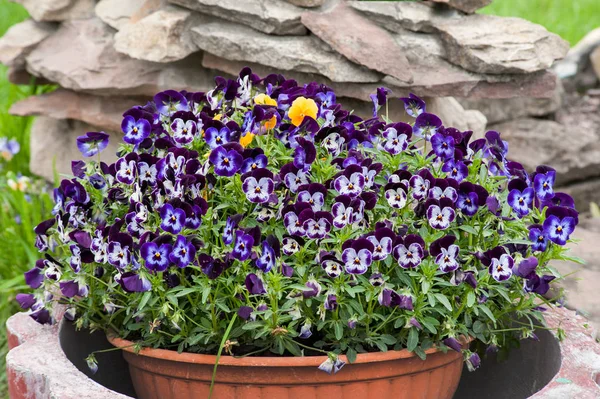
484,130 -> 509,162
223,214 -> 242,245
442,159 -> 468,182
298,183 -> 327,212
256,240 -> 276,272
486,196 -> 501,215
115,157 -> 137,185
160,204 -> 186,234
232,230 -> 254,261
413,113 -> 442,140
30,307 -> 51,324
366,228 -> 396,261
242,173 -> 274,204
399,93 -> 426,117
205,126 -> 232,149
141,242 -> 172,272
169,235 -> 196,268
430,236 -> 460,273
318,356 -> 346,375
468,353 -> 481,370
198,254 -> 225,279
284,210 -> 306,237
533,170 -> 556,200
122,115 -> 151,145
107,241 -> 130,270
209,145 -> 243,177
117,272 -> 151,292
299,321 -> 313,339
334,172 -> 365,197
293,137 -> 316,170
76,132 -> 109,157
489,253 -> 514,282
241,154 -> 268,174
543,215 -> 575,245
508,187 -> 534,217
427,204 -> 456,230
154,90 -> 188,116
382,123 -> 410,155
324,294 -> 338,310
443,337 -> 462,353
303,278 -> 322,298
320,253 -> 343,278
457,182 -> 488,217
529,225 -> 548,252
299,209 -> 333,239
245,273 -> 266,295
393,235 -> 426,269
378,288 -> 413,310
514,256 -> 538,279
171,118 -> 197,145
342,239 -> 374,275
25,267 -> 44,289
524,275 -> 555,295
431,133 -> 455,160
16,293 -> 36,310
409,317 -> 423,330
370,87 -> 391,117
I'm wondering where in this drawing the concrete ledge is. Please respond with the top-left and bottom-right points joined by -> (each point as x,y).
5,306 -> 600,398
6,313 -> 131,399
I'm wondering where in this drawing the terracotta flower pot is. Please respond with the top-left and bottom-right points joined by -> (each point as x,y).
108,334 -> 467,399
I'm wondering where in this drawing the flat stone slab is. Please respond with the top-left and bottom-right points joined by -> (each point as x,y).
25,18 -> 214,96
7,313 -> 132,399
169,0 -> 307,35
9,89 -> 140,133
190,19 -> 380,83
436,15 -> 569,75
12,0 -> 95,22
301,1 -> 412,83
0,19 -> 55,68
94,0 -> 150,30
114,5 -> 200,63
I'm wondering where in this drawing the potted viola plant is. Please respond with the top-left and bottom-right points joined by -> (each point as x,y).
18,68 -> 579,399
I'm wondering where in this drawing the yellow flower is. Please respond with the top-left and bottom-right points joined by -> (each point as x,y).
288,97 -> 318,127
254,94 -> 277,106
240,132 -> 255,148
254,94 -> 278,130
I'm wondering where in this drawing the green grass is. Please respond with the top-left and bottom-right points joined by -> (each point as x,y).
480,0 -> 600,46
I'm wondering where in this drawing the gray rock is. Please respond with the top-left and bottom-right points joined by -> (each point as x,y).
9,90 -> 143,132
490,118 -> 597,180
458,78 -> 564,124
0,19 -> 55,68
190,20 -> 380,83
301,2 -> 412,83
437,15 -> 569,74
554,27 -> 600,79
95,0 -> 148,30
430,0 -> 492,14
283,0 -> 324,7
592,46 -> 600,81
168,0 -> 306,35
560,179 -> 600,213
25,18 -> 214,96
427,97 -> 487,135
30,117 -> 121,182
348,1 -> 461,33
114,6 -> 200,63
12,0 -> 95,22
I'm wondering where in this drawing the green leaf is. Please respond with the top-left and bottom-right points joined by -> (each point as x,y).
137,291 -> 151,312
473,320 -> 485,334
334,321 -> 343,341
407,327 -> 419,352
421,280 -> 430,294
414,346 -> 427,360
379,334 -> 397,345
479,304 -> 496,323
434,293 -> 453,311
173,287 -> 198,297
459,225 -> 478,235
241,321 -> 264,331
466,291 -> 476,308
346,347 -> 357,364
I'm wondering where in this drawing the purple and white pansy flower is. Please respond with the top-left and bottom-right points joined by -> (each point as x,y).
393,234 -> 426,269
342,239 -> 374,275
366,227 -> 396,261
381,123 -> 411,155
426,199 -> 456,230
242,169 -> 274,204
76,132 -> 109,157
430,235 -> 460,273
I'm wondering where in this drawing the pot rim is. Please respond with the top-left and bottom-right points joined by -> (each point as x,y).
107,332 -> 470,367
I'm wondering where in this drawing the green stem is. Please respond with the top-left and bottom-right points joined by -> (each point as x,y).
208,314 -> 237,399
